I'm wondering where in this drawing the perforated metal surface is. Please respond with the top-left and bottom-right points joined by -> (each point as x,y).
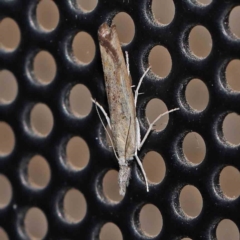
0,0 -> 240,239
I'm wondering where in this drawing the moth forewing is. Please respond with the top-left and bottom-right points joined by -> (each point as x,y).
98,23 -> 137,195
98,24 -> 136,160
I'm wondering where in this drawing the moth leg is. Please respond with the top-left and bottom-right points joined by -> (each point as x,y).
135,117 -> 149,191
134,67 -> 151,106
91,98 -> 112,130
138,108 -> 179,151
134,153 -> 149,192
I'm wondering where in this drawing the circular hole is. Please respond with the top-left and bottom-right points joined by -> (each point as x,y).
195,0 -> 212,5
222,113 -> 240,146
0,174 -> 12,209
185,79 -> 209,111
28,155 -> 51,189
36,0 -> 59,31
72,32 -> 95,64
99,222 -> 123,240
63,189 -> 87,223
229,6 -> 240,39
33,51 -> 56,84
225,59 -> 240,92
0,228 -> 9,240
151,0 -> 175,25
179,185 -> 203,218
219,166 -> 240,199
76,0 -> 98,12
0,70 -> 18,104
182,132 -> 206,165
188,26 -> 212,59
102,170 -> 123,202
112,12 -> 135,44
216,219 -> 239,240
30,103 -> 54,137
66,136 -> 90,170
69,84 -> 92,117
0,18 -> 21,50
24,207 -> 48,239
145,98 -> 169,131
149,45 -> 172,78
139,204 -> 162,237
0,122 -> 15,156
143,151 -> 166,184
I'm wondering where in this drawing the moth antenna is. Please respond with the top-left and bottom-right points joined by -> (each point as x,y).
91,98 -> 112,130
94,100 -> 120,161
124,117 -> 132,160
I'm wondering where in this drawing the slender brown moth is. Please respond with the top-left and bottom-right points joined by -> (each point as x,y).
93,22 -> 179,196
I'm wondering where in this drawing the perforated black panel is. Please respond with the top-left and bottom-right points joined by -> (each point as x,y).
0,0 -> 240,239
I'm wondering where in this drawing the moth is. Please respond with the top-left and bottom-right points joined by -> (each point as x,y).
93,23 -> 179,196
